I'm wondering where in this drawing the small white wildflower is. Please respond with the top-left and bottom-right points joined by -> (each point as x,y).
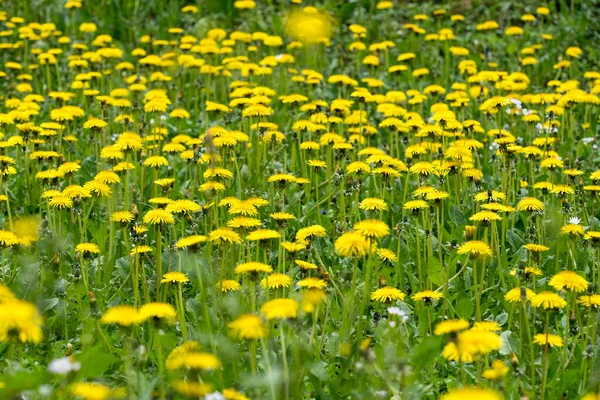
47,357 -> 81,375
205,392 -> 226,400
387,306 -> 406,317
569,217 -> 582,225
39,384 -> 52,396
582,137 -> 594,144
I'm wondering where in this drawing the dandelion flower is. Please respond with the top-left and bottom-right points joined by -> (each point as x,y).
577,294 -> 600,309
70,382 -> 112,400
261,273 -> 292,289
229,314 -> 267,340
359,198 -> 388,211
161,272 -> 190,284
335,231 -> 371,257
516,197 -> 544,211
371,286 -> 406,303
434,319 -> 469,335
139,302 -> 177,321
353,219 -> 390,239
531,291 -> 567,310
441,387 -> 503,400
220,280 -> 242,293
549,271 -> 588,292
533,333 -> 563,347
143,209 -> 175,225
260,298 -> 299,320
101,305 -> 142,327
0,299 -> 43,343
412,290 -> 444,303
235,262 -> 273,274
457,240 -> 493,258
504,287 -> 535,303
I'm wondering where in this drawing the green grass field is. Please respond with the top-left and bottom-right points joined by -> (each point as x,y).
0,0 -> 600,399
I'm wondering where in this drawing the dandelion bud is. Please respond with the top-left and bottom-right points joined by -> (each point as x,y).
359,338 -> 371,353
379,275 -> 387,287
73,264 -> 81,281
465,225 -> 476,239
89,292 -> 100,318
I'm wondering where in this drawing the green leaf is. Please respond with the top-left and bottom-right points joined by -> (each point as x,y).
448,205 -> 466,227
39,297 -> 59,313
506,230 -> 524,251
499,330 -> 519,356
495,312 -> 509,326
75,346 -> 118,379
455,297 -> 474,319
337,2 -> 357,21
426,257 -> 443,286
1,369 -> 51,393
410,335 -> 443,374
575,248 -> 589,270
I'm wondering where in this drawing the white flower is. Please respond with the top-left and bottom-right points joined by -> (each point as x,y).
582,137 -> 594,144
48,357 -> 81,375
568,217 -> 582,225
387,306 -> 406,317
509,98 -> 522,108
205,392 -> 226,400
39,384 -> 53,396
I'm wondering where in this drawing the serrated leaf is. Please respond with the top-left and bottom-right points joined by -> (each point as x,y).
506,230 -> 523,251
448,205 -> 466,227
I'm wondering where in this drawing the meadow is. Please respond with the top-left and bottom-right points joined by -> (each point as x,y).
0,0 -> 600,399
